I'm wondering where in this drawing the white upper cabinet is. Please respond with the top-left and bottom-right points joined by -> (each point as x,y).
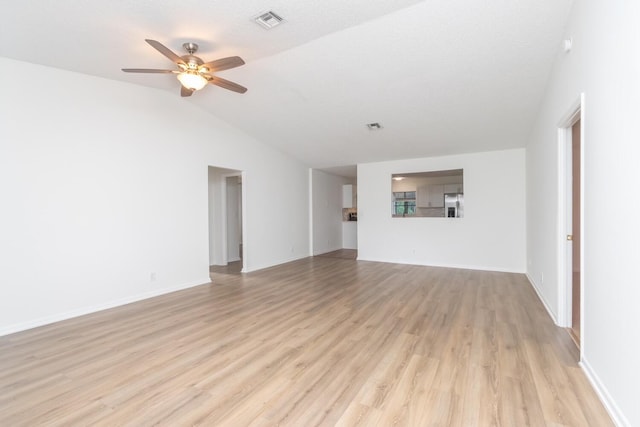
417,184 -> 444,207
343,184 -> 354,208
428,184 -> 444,207
416,186 -> 429,208
444,183 -> 463,194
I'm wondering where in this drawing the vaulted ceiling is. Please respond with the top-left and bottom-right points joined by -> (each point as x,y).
0,0 -> 574,172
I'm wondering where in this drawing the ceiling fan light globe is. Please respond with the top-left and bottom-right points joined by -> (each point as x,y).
177,71 -> 208,90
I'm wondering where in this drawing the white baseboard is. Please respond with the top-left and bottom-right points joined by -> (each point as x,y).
354,256 -> 524,274
523,276 -> 629,426
313,246 -> 344,256
525,273 -> 559,325
581,357 -> 630,427
244,254 -> 308,273
0,278 -> 211,337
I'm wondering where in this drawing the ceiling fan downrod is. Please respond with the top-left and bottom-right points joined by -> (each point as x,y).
182,42 -> 199,55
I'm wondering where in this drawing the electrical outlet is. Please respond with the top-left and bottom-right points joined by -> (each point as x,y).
150,272 -> 157,282
540,272 -> 544,284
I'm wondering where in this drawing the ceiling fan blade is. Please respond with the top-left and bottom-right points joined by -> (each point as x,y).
145,39 -> 186,66
122,68 -> 177,73
201,56 -> 245,73
181,86 -> 195,97
207,76 -> 248,94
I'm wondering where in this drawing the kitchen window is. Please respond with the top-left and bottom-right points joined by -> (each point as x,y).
392,191 -> 416,216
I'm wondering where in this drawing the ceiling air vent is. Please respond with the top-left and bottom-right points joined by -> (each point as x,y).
366,122 -> 383,130
255,11 -> 284,29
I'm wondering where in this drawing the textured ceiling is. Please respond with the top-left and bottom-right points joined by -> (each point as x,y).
0,0 -> 574,173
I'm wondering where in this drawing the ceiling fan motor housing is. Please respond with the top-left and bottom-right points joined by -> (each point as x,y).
181,55 -> 204,70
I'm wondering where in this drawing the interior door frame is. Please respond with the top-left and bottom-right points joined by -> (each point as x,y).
221,171 -> 246,272
556,93 -> 585,354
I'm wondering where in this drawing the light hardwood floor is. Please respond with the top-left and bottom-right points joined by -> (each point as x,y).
0,257 -> 612,426
316,249 -> 358,260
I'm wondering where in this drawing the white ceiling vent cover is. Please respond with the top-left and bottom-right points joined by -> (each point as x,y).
254,11 -> 284,29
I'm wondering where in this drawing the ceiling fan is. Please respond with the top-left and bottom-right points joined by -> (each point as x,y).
122,39 -> 247,97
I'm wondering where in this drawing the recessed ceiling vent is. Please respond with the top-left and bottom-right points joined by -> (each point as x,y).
366,122 -> 383,130
255,11 -> 284,29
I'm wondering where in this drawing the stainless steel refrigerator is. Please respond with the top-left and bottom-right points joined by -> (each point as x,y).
444,193 -> 464,218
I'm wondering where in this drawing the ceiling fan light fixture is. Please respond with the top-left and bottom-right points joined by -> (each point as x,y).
123,39 -> 247,96
177,71 -> 208,90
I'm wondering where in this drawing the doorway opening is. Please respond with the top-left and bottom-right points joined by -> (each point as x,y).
208,166 -> 245,274
557,94 -> 584,353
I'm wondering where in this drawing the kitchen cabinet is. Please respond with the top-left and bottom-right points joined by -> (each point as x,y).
418,184 -> 444,207
428,185 -> 444,207
444,183 -> 463,194
342,221 -> 357,249
342,184 -> 357,208
416,186 -> 429,208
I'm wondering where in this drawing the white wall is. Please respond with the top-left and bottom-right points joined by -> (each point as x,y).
358,149 -> 526,272
526,1 -> 639,425
0,57 -> 310,335
311,169 -> 350,254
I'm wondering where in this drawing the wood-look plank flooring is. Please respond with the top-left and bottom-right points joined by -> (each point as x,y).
210,261 -> 243,275
0,257 -> 612,426
315,249 -> 358,260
